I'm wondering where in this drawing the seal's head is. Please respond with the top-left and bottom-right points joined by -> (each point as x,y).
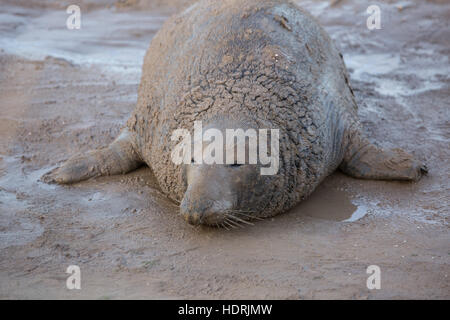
179,117 -> 281,227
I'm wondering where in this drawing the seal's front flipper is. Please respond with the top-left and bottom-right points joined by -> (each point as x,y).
42,128 -> 142,184
339,131 -> 427,181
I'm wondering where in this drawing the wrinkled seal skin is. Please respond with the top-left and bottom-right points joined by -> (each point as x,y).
43,0 -> 426,227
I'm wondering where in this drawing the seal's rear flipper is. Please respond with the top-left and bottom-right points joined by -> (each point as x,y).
339,131 -> 427,181
42,128 -> 142,184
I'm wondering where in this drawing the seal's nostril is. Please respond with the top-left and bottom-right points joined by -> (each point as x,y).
186,212 -> 202,225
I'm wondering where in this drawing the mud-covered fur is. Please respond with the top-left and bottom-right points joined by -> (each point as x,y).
128,0 -> 357,211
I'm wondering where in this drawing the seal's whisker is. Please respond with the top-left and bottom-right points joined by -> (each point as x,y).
221,222 -> 229,230
233,212 -> 257,220
227,219 -> 239,229
227,214 -> 254,226
223,220 -> 236,229
232,220 -> 245,229
225,215 -> 244,228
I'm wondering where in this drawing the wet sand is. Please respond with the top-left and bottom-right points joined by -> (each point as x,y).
0,0 -> 449,299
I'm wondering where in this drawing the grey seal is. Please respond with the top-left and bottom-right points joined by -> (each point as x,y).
43,0 -> 426,227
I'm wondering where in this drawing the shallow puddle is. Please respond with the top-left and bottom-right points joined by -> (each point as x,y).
290,183 -> 368,222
